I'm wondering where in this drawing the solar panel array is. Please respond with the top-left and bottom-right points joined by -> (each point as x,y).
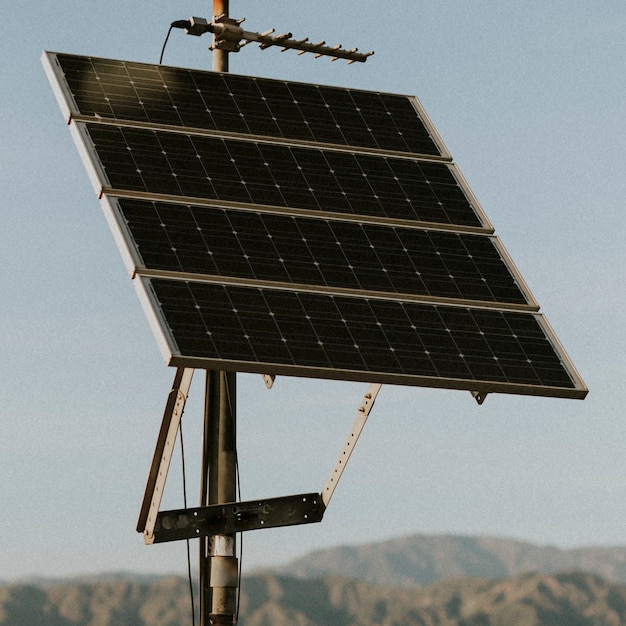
43,52 -> 587,399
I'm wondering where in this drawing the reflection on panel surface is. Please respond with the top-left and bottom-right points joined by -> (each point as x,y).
55,54 -> 446,157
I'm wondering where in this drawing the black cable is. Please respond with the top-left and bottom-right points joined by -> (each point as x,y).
225,378 -> 244,624
159,20 -> 192,65
179,419 -> 196,626
235,453 -> 243,623
159,25 -> 174,64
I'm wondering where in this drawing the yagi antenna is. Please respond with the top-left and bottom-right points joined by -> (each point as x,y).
174,14 -> 375,63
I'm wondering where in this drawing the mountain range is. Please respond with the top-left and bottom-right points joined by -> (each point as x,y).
273,533 -> 626,587
2,534 -> 626,625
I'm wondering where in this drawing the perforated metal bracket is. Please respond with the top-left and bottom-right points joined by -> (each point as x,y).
137,368 -> 194,541
147,493 -> 324,544
322,383 -> 382,507
138,379 -> 382,545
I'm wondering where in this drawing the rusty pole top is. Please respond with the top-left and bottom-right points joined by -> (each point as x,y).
213,0 -> 229,72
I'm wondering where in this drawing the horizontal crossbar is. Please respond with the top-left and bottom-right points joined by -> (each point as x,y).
146,492 -> 325,544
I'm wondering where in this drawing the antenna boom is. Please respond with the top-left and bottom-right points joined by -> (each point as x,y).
183,15 -> 374,63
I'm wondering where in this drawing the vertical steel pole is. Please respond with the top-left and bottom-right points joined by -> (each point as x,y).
199,3 -> 236,623
212,0 -> 229,73
200,371 -> 238,625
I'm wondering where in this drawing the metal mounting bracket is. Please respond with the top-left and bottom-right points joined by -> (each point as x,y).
322,383 -> 382,507
471,390 -> 489,405
210,15 -> 246,52
137,367 -> 194,542
138,376 -> 381,545
147,493 -> 324,544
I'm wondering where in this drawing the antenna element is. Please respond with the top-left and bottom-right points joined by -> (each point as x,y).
181,15 -> 374,63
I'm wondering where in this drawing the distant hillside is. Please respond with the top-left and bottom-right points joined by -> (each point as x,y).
4,535 -> 626,624
240,571 -> 626,626
2,570 -> 626,625
275,534 -> 626,588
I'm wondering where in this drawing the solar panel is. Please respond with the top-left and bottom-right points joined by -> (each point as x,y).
82,124 -> 485,228
141,279 -> 577,395
110,197 -> 531,307
52,53 -> 448,158
43,52 -> 587,399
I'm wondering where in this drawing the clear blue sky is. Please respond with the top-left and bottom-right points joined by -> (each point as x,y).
1,1 -> 624,581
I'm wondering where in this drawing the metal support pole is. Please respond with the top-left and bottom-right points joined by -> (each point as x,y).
200,370 -> 238,625
213,0 -> 229,72
199,4 -> 236,622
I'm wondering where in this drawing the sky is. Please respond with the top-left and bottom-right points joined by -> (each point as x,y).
1,1 -> 625,582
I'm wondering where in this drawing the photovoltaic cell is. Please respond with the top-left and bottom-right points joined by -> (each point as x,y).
42,51 -> 587,399
54,54 -> 446,157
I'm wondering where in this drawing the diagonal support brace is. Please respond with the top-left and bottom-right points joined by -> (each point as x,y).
322,383 -> 382,508
137,367 -> 194,542
137,379 -> 380,546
